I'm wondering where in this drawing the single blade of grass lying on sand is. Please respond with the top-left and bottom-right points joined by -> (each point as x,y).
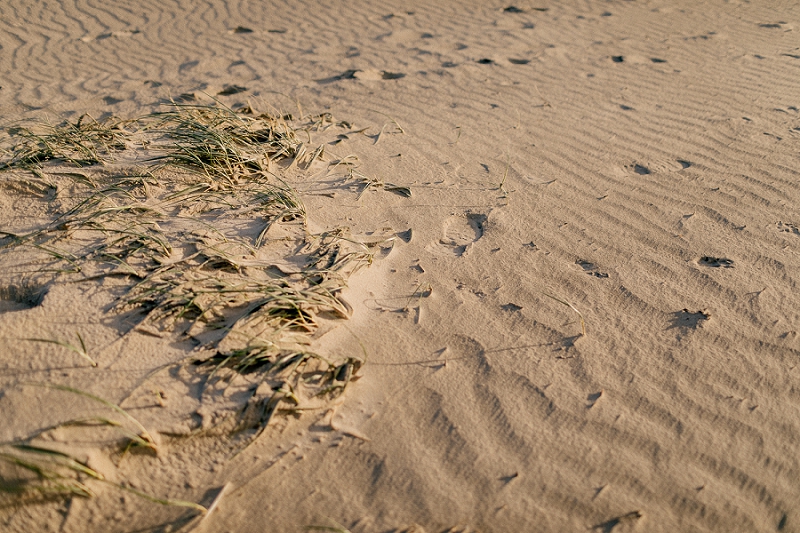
23,332 -> 97,367
543,292 -> 587,337
109,481 -> 206,513
306,519 -> 353,533
25,383 -> 157,451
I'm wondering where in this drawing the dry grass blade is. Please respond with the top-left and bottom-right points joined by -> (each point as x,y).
498,153 -> 510,198
0,444 -> 102,497
368,109 -> 405,134
349,170 -> 410,199
108,481 -> 206,514
8,444 -> 103,480
543,292 -> 587,337
26,383 -> 157,451
306,520 -> 353,533
24,333 -> 97,367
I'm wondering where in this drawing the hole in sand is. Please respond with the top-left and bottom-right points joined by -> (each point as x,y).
0,283 -> 47,313
698,256 -> 734,268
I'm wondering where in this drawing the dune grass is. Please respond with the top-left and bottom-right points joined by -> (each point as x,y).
0,114 -> 130,170
24,333 -> 97,367
0,102 -> 388,490
0,443 -> 102,498
0,385 -> 206,514
0,441 -> 207,513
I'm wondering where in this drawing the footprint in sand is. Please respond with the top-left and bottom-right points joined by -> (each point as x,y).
698,256 -> 734,268
624,159 -> 691,175
576,260 -> 609,278
438,213 -> 487,256
776,221 -> 800,236
670,308 -> 710,330
217,85 -> 248,95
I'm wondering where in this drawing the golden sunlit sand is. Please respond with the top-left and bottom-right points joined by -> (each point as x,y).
1,1 -> 798,531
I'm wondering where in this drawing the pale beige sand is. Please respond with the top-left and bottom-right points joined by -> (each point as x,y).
1,1 -> 799,532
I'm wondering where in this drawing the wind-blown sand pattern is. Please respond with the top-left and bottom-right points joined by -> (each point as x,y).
1,1 -> 799,531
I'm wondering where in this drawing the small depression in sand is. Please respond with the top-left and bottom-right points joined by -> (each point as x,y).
437,212 -> 487,256
0,283 -> 46,313
623,158 -> 692,176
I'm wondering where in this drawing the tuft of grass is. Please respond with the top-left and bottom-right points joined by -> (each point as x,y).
0,443 -> 206,513
1,101 -> 382,441
0,383 -> 208,513
142,102 -> 308,184
0,114 -> 130,170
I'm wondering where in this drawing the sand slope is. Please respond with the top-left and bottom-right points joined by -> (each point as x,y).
1,0 -> 799,531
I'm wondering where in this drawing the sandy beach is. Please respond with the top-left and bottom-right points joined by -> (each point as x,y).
1,1 -> 799,531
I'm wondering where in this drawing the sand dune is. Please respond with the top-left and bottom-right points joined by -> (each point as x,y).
1,1 -> 799,531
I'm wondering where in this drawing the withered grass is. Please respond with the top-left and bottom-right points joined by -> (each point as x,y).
0,102 -> 398,512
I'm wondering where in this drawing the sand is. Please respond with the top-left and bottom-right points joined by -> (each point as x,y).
1,0 -> 799,531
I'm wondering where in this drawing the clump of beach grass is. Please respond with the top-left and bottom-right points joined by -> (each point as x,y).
0,384 -> 205,514
0,443 -> 103,499
0,101 -> 392,441
0,114 -> 130,170
143,103 -> 299,183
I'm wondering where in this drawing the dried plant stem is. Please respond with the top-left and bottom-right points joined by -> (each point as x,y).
543,292 -> 587,337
